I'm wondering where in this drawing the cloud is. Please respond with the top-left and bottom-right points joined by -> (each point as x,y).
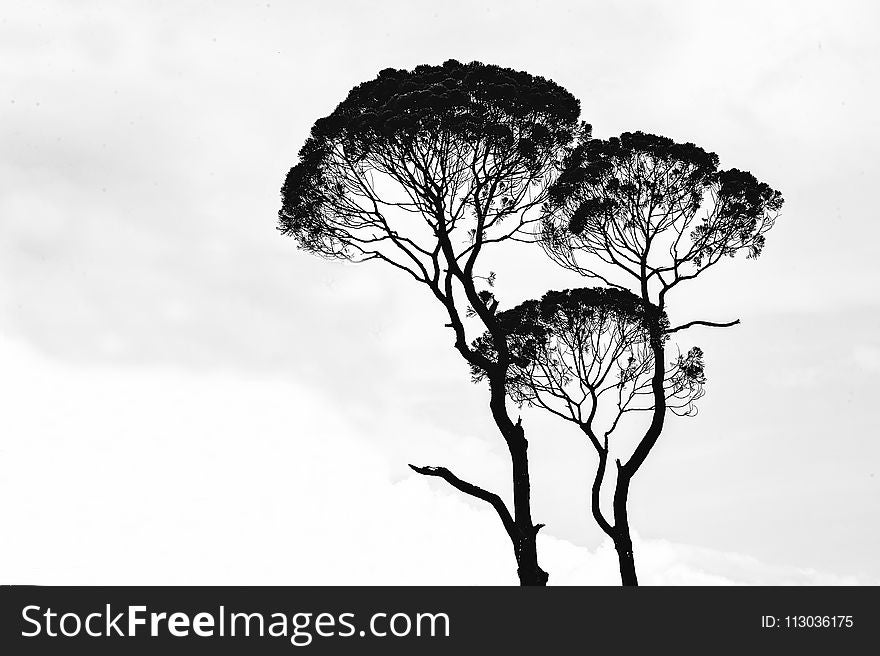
539,533 -> 866,586
852,345 -> 880,372
0,336 -> 864,585
0,334 -> 508,584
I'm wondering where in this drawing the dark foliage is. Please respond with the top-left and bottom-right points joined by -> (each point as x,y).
279,60 -> 585,267
472,287 -> 704,422
542,130 -> 783,297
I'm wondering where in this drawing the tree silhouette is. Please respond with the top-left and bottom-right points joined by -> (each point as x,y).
473,287 -> 706,585
538,132 -> 783,584
278,60 -> 584,585
542,131 -> 783,305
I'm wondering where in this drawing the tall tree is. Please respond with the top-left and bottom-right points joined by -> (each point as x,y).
473,287 -> 706,585
278,60 -> 584,585
539,132 -> 783,584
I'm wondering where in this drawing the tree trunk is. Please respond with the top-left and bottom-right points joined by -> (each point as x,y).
598,280 -> 668,587
516,532 -> 549,586
613,534 -> 638,586
612,469 -> 639,586
489,376 -> 548,586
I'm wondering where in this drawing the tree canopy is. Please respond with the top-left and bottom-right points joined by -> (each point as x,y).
473,287 -> 706,441
279,59 -> 585,286
541,131 -> 783,304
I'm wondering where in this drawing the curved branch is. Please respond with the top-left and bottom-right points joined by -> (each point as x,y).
589,439 -> 614,537
408,464 -> 517,543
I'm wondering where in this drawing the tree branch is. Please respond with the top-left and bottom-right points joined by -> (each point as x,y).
665,318 -> 740,335
408,464 -> 517,542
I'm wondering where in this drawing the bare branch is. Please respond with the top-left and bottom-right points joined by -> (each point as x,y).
666,318 -> 740,334
408,464 -> 517,542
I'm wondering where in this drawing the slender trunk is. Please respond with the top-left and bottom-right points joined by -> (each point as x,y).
489,376 -> 548,586
613,535 -> 638,586
595,273 -> 667,587
607,323 -> 664,587
591,445 -> 611,535
612,470 -> 638,586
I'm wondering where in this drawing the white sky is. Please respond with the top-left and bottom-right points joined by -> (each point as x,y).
1,0 -> 878,584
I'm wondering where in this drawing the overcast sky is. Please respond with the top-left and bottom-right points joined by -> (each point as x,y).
1,0 -> 878,585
